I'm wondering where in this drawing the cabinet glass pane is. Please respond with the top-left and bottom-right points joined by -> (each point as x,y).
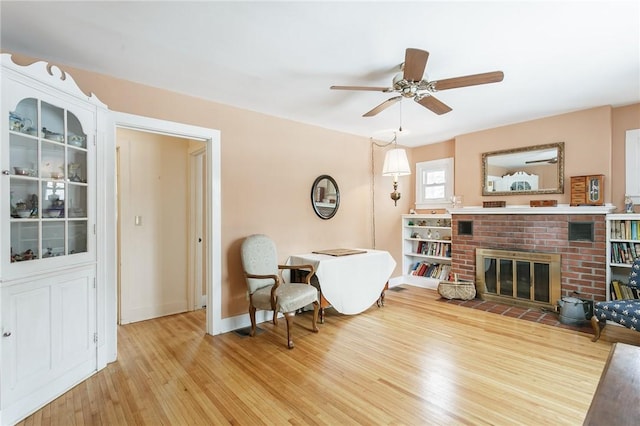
41,101 -> 64,141
10,133 -> 38,177
68,221 -> 88,255
67,185 -> 87,218
42,221 -> 65,257
41,181 -> 65,218
9,98 -> 38,135
10,179 -> 38,218
41,141 -> 65,179
11,222 -> 39,262
67,148 -> 87,183
66,111 -> 87,149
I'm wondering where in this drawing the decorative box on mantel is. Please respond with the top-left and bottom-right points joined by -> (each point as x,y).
570,174 -> 605,206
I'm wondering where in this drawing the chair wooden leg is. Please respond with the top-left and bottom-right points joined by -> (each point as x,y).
272,310 -> 278,326
311,301 -> 319,333
284,312 -> 295,349
591,315 -> 604,342
249,305 -> 257,337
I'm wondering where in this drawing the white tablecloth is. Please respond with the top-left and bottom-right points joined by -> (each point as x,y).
286,249 -> 396,315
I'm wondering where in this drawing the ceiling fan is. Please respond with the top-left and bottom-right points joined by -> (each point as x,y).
330,48 -> 504,117
525,157 -> 558,164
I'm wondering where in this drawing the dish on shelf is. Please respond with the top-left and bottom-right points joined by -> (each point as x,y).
41,127 -> 64,142
13,166 -> 31,176
22,127 -> 38,136
44,209 -> 61,218
45,133 -> 64,142
50,171 -> 64,179
68,134 -> 85,146
16,210 -> 32,218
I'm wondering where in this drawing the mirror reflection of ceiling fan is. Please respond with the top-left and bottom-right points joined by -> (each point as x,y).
525,157 -> 558,164
330,48 -> 504,117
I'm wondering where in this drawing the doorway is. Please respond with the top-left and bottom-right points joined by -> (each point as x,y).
116,129 -> 207,324
110,112 -> 221,339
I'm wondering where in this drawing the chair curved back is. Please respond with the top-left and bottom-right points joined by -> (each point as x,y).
241,234 -> 279,294
629,256 -> 640,288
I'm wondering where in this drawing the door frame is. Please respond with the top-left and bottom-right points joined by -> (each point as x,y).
107,112 -> 221,357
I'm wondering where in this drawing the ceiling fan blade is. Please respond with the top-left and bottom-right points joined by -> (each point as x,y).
415,95 -> 452,115
363,96 -> 402,117
403,48 -> 429,82
526,157 -> 557,164
432,71 -> 504,91
330,85 -> 390,92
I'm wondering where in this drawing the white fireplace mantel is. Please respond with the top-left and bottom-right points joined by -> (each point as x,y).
447,204 -> 617,215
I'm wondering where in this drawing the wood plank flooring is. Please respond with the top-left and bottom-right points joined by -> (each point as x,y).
17,286 -> 640,425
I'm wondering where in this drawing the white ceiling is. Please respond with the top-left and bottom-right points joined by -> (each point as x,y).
1,1 -> 639,147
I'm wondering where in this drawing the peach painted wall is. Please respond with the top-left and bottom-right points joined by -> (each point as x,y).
454,106 -> 613,207
612,104 -> 640,211
3,52 -> 403,318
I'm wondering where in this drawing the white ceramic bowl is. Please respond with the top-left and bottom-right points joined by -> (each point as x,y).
13,167 -> 29,176
16,210 -> 31,218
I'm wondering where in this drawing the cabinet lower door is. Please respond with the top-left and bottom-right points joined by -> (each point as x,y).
1,267 -> 97,425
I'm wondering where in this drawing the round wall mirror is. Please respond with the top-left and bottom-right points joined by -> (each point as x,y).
311,175 -> 340,219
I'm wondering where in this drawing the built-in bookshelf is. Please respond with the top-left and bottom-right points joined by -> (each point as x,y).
606,213 -> 640,300
401,213 -> 452,288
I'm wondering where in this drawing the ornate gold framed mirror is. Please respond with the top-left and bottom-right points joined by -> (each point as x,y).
482,142 -> 565,196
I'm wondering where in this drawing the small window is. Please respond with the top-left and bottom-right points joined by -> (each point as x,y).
415,158 -> 454,209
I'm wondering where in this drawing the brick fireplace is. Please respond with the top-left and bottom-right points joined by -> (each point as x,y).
450,206 -> 614,305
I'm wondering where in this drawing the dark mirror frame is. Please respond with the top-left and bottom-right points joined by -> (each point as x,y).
482,142 -> 565,196
311,175 -> 340,220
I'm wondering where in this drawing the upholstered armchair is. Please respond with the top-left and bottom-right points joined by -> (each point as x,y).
591,257 -> 640,342
240,234 -> 320,349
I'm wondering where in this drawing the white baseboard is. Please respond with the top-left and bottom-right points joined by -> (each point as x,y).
120,301 -> 189,324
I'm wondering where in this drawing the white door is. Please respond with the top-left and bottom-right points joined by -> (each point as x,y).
190,148 -> 207,310
1,267 -> 96,425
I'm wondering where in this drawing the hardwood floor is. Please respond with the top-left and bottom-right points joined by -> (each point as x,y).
17,286 -> 640,425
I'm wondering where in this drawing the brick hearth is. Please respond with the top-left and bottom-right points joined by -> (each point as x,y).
451,212 -> 607,302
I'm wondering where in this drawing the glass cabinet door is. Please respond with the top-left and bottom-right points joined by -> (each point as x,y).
8,97 -> 89,263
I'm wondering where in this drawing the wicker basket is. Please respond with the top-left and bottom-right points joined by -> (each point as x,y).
438,280 -> 476,300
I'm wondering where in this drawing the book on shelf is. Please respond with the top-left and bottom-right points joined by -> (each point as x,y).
610,279 -> 639,300
611,242 -> 640,264
410,262 -> 451,279
611,219 -> 640,240
611,280 -> 623,300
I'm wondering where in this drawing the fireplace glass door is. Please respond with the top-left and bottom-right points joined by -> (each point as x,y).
477,249 -> 561,310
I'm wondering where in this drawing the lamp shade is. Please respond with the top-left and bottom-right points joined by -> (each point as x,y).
382,148 -> 411,176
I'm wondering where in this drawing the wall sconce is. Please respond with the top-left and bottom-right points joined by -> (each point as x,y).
382,147 -> 411,206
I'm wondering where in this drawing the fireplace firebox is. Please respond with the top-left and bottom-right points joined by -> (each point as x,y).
475,248 -> 561,310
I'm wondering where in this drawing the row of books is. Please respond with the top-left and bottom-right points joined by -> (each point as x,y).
415,241 -> 451,258
611,242 -> 640,264
410,262 -> 452,280
610,220 -> 640,240
610,279 -> 640,300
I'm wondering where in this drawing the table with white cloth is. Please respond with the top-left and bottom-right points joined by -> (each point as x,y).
286,249 -> 396,322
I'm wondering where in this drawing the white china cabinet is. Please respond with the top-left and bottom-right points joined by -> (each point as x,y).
1,54 -> 109,425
